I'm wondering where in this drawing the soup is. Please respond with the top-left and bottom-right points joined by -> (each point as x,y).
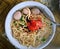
11,7 -> 52,47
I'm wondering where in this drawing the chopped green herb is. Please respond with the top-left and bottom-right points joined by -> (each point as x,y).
46,22 -> 49,24
20,16 -> 24,21
21,21 -> 25,25
50,23 -> 52,25
19,15 -> 26,27
14,23 -> 17,26
19,24 -> 23,26
41,38 -> 46,42
44,17 -> 45,19
13,21 -> 17,26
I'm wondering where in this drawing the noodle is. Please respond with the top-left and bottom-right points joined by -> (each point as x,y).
11,7 -> 52,47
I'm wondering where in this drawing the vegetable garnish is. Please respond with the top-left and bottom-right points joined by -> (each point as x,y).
50,23 -> 52,25
27,19 -> 42,31
41,38 -> 46,42
20,16 -> 24,21
19,16 -> 26,26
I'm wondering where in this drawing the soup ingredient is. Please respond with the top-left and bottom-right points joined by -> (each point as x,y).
50,23 -> 52,25
27,19 -> 42,31
41,38 -> 46,42
13,11 -> 22,20
22,7 -> 31,19
20,21 -> 25,25
31,8 -> 40,15
22,7 -> 31,15
13,21 -> 17,26
20,16 -> 26,26
20,16 -> 25,21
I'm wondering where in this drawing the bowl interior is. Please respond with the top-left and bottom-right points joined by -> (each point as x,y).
5,1 -> 56,49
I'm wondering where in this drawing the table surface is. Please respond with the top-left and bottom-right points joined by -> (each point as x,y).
0,0 -> 60,49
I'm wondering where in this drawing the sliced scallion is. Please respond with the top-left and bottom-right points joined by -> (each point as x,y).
41,38 -> 46,42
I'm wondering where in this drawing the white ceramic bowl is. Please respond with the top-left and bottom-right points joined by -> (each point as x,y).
5,1 -> 56,49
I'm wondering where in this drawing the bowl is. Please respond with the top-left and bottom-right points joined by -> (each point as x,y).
5,1 -> 56,49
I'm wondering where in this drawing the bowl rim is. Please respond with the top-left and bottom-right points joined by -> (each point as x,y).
5,1 -> 56,49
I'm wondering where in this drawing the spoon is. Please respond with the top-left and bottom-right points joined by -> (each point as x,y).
42,8 -> 60,26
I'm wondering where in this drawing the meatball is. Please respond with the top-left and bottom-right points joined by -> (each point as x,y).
13,11 -> 22,20
22,7 -> 31,15
22,7 -> 31,19
31,8 -> 40,15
